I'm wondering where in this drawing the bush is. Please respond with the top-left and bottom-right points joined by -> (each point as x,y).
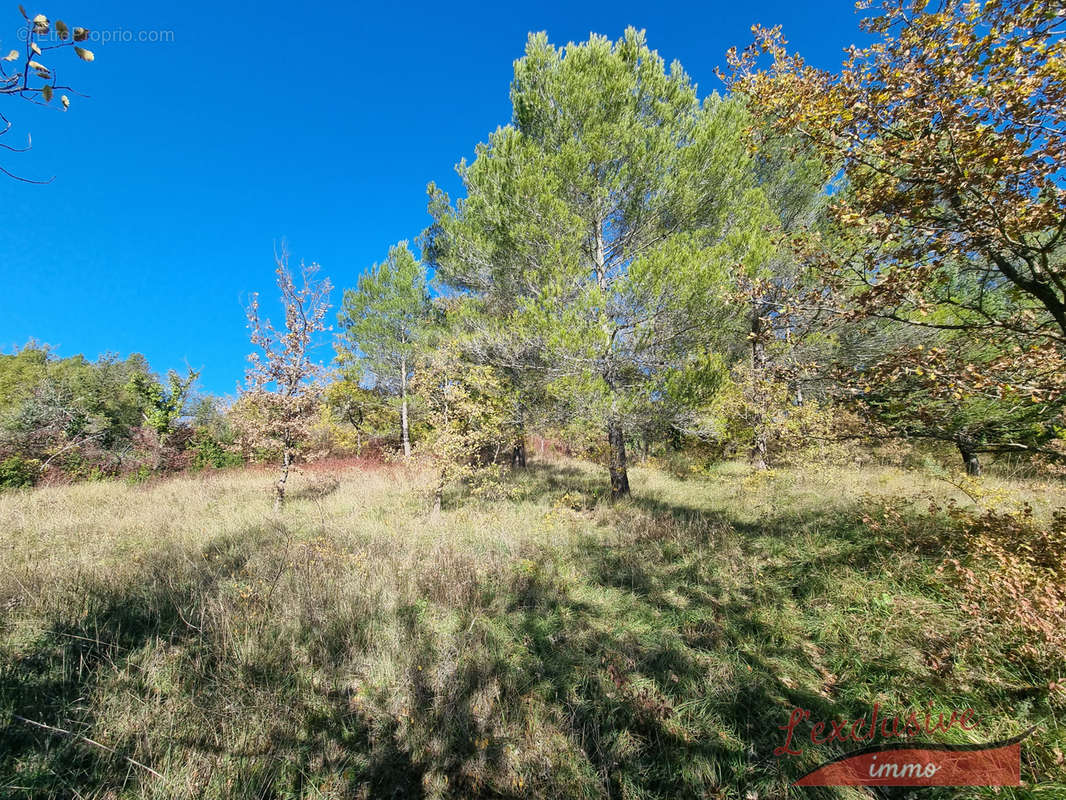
189,428 -> 244,471
125,465 -> 153,485
61,451 -> 117,482
862,484 -> 1066,674
938,503 -> 1066,672
0,455 -> 40,488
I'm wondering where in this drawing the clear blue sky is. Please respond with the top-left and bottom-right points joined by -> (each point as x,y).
1,0 -> 863,396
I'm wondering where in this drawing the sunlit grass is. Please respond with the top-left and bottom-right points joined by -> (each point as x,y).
1,458 -> 1062,799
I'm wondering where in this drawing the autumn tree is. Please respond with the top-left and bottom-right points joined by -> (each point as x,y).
320,378 -> 396,457
725,0 -> 1066,406
1,7 -> 95,181
834,311 -> 1066,474
737,133 -> 832,467
236,248 -> 332,511
337,242 -> 430,458
428,29 -> 772,498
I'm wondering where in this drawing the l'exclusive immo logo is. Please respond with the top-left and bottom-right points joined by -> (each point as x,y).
776,704 -> 1033,787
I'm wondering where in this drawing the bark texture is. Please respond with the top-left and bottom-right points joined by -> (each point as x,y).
749,302 -> 770,470
274,447 -> 292,513
607,418 -> 631,500
400,356 -> 411,458
956,435 -> 982,476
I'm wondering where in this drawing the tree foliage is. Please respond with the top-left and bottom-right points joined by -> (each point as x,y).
127,370 -> 196,437
412,331 -> 514,512
337,241 -> 430,457
428,29 -> 775,496
726,0 -> 1066,401
0,344 -> 157,481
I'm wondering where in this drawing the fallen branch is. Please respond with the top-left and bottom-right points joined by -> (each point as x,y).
11,714 -> 164,780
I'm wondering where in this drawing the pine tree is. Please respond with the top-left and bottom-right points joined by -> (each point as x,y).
336,242 -> 431,458
428,29 -> 773,497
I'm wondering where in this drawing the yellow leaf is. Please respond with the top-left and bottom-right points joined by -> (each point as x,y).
2,50 -> 18,62
17,5 -> 27,20
27,60 -> 46,72
41,85 -> 52,102
73,27 -> 88,42
55,20 -> 68,39
74,47 -> 94,63
60,94 -> 69,110
32,14 -> 48,34
30,42 -> 40,55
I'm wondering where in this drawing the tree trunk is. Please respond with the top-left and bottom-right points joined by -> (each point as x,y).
956,436 -> 981,476
669,426 -> 682,451
152,430 -> 165,472
607,418 -> 631,500
596,215 -> 628,499
512,440 -> 526,468
400,355 -> 411,458
593,218 -> 607,291
750,301 -> 770,470
750,434 -> 768,471
512,413 -> 527,468
274,447 -> 292,513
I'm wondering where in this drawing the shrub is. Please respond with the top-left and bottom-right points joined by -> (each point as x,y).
125,464 -> 153,485
862,486 -> 1066,674
938,503 -> 1066,672
189,428 -> 244,471
0,455 -> 40,488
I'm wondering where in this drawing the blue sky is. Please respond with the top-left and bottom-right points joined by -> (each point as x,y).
1,0 -> 863,396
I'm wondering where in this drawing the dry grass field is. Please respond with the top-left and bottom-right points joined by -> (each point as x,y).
1,457 -> 1064,799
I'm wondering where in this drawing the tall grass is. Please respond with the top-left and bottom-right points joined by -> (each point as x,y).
1,458 -> 1063,799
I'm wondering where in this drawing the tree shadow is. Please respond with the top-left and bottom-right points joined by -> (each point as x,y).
0,526 -> 277,798
502,461 -> 610,506
456,462 -> 1031,798
481,537 -> 855,797
3,461 -> 1052,799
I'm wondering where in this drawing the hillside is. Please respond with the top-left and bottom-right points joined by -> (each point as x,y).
1,458 -> 1063,799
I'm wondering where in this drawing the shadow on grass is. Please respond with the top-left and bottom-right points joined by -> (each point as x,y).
0,526 -> 278,798
1,461 -> 1056,800
0,522 -> 438,800
503,462 -> 612,506
472,527 -> 863,798
452,461 -> 1047,799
